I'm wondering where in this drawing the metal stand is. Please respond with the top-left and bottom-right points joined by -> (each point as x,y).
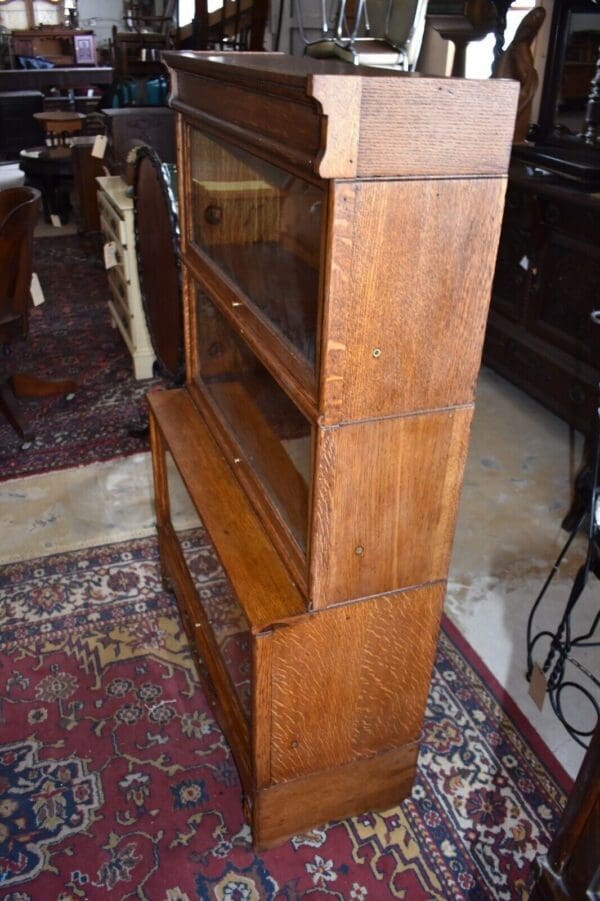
526,378 -> 600,748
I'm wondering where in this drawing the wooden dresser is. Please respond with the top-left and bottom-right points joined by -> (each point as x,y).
148,51 -> 517,848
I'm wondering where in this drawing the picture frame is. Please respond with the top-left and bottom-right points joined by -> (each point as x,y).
74,33 -> 96,65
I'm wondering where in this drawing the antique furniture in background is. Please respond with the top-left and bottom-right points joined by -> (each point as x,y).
110,25 -> 170,79
133,145 -> 183,382
302,0 -> 428,70
533,0 -> 600,150
18,144 -> 73,221
71,134 -> 104,232
0,68 -> 112,156
484,164 -> 599,435
148,50 -> 517,847
0,66 -> 113,93
189,0 -> 268,51
0,185 -> 75,446
96,174 -> 155,379
530,724 -> 600,899
11,27 -> 96,66
0,89 -> 44,159
101,107 -> 176,176
485,0 -> 600,436
33,108 -> 85,144
123,0 -> 177,35
427,0 -> 496,77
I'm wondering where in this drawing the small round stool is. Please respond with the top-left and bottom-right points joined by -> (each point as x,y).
33,111 -> 86,147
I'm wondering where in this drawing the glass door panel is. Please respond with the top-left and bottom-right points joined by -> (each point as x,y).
189,127 -> 323,368
195,288 -> 312,552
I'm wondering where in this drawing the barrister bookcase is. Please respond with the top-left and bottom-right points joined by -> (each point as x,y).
148,51 -> 518,848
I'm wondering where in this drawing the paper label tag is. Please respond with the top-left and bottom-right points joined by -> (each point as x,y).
92,134 -> 108,159
30,272 -> 45,306
528,663 -> 547,711
519,255 -> 530,271
103,241 -> 118,270
50,214 -> 62,228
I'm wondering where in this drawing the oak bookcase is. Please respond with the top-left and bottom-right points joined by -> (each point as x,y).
148,51 -> 517,848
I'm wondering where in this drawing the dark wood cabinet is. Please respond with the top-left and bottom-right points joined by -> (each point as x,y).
531,725 -> 600,900
484,164 -> 600,435
148,50 -> 517,848
101,107 -> 176,175
0,90 -> 44,160
110,26 -> 169,78
71,136 -> 105,232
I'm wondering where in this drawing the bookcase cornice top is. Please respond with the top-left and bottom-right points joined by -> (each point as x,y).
163,51 -> 518,180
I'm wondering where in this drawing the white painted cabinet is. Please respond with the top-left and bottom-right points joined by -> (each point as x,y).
97,174 -> 155,380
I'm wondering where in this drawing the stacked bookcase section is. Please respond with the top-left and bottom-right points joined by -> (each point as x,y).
149,51 -> 517,848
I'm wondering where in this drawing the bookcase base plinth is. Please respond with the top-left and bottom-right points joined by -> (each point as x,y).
251,742 -> 419,850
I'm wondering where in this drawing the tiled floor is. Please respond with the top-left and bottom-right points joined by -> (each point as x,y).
0,367 -> 596,780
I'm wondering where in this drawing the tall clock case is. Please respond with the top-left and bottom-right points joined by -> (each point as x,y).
149,52 -> 517,848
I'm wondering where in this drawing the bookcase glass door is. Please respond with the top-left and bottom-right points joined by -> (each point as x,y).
195,288 -> 312,553
188,127 -> 324,369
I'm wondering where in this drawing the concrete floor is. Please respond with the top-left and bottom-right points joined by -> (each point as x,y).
0,367 -> 596,780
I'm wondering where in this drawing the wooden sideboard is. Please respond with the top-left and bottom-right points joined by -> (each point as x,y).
149,50 -> 517,848
484,162 -> 600,435
0,67 -> 113,93
11,28 -> 96,66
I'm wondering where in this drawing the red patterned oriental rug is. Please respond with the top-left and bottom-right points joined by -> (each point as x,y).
0,235 -> 161,482
0,532 -> 570,900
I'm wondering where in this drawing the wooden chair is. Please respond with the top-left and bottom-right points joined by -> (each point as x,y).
302,0 -> 428,69
193,0 -> 268,51
125,0 -> 178,35
0,186 -> 76,448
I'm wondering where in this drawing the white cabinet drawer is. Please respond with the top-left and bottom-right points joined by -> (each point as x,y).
100,215 -> 133,284
97,190 -> 128,247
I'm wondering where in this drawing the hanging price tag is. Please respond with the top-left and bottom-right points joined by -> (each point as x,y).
103,241 -> 118,270
92,134 -> 108,159
30,272 -> 45,306
528,663 -> 547,711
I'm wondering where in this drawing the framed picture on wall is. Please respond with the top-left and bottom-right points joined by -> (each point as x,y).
74,33 -> 96,65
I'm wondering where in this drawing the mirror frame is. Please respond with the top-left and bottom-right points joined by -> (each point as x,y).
535,0 -> 600,144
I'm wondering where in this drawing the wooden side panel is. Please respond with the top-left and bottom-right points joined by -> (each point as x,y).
309,406 -> 472,606
320,178 -> 508,424
268,583 -> 444,783
355,78 -> 518,178
252,632 -> 273,791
